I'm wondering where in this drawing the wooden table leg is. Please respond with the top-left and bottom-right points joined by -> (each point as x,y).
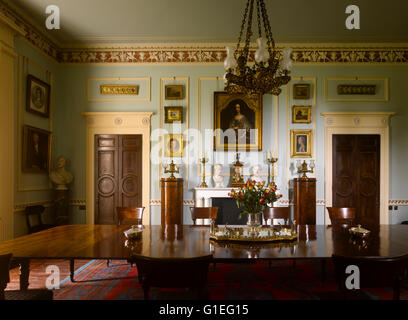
19,259 -> 30,290
70,259 -> 75,282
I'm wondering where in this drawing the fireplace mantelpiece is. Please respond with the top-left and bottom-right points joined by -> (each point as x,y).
194,187 -> 236,207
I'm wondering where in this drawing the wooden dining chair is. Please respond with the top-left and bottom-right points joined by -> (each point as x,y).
326,207 -> 356,226
190,207 -> 218,225
25,205 -> 56,234
329,254 -> 408,300
117,207 -> 145,225
0,254 -> 53,300
130,254 -> 213,300
106,207 -> 145,267
262,207 -> 294,268
262,207 -> 290,225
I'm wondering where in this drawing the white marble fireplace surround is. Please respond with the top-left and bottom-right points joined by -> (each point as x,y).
193,187 -> 283,225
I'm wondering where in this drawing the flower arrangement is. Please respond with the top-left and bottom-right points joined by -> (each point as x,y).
229,180 -> 282,218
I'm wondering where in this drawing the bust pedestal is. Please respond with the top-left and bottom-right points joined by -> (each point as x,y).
160,178 -> 183,225
294,178 -> 316,225
53,189 -> 70,225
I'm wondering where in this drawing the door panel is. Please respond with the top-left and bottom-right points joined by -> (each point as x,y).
332,135 -> 380,226
95,135 -> 142,224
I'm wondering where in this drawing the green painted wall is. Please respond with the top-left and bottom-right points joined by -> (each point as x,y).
56,63 -> 408,226
11,37 -> 408,236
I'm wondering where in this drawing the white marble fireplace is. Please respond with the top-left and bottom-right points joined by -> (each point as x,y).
194,187 -> 236,207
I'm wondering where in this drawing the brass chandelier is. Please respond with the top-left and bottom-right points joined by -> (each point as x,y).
224,0 -> 293,96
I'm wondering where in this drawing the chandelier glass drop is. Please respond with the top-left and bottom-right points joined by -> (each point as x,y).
224,0 -> 293,96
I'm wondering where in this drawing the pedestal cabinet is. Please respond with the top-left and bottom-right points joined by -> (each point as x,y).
294,178 -> 316,225
160,178 -> 184,225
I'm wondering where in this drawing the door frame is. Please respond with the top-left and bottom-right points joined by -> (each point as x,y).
322,112 -> 395,225
83,112 -> 153,225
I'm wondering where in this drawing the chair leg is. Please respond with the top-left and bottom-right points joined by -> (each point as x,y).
70,259 -> 75,282
393,280 -> 400,300
107,259 -> 110,267
320,259 -> 326,283
212,262 -> 216,271
143,284 -> 150,300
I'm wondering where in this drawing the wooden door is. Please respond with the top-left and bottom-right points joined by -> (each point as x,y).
332,135 -> 380,226
95,135 -> 142,224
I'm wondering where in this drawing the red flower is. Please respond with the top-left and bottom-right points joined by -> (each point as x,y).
239,193 -> 244,198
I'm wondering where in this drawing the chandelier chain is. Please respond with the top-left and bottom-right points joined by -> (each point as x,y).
256,0 -> 262,39
260,0 -> 275,56
236,0 -> 251,54
243,0 -> 255,59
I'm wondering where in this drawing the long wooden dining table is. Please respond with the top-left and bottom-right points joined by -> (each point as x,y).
0,224 -> 407,290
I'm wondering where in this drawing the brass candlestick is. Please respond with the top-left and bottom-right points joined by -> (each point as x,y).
296,160 -> 315,179
164,160 -> 180,179
199,156 -> 208,188
267,156 -> 278,186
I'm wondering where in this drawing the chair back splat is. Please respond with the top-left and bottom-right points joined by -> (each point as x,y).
131,254 -> 213,300
116,207 -> 145,225
190,207 -> 218,225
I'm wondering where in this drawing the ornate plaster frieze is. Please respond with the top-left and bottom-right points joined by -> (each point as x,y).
2,2 -> 408,65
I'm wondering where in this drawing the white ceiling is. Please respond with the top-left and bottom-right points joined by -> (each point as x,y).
5,0 -> 408,46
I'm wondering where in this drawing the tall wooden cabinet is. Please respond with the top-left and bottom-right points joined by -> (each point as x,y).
160,178 -> 184,225
294,178 -> 316,225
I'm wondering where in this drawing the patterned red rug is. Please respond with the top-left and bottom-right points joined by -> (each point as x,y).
53,260 -> 408,300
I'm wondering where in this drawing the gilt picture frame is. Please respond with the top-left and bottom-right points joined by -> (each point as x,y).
26,75 -> 50,118
291,129 -> 312,158
22,125 -> 51,173
292,105 -> 312,123
164,106 -> 183,123
165,85 -> 184,100
164,134 -> 184,158
293,84 -> 310,100
214,92 -> 262,151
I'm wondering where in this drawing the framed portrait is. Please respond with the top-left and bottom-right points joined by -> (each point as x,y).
292,105 -> 312,123
22,125 -> 51,173
213,92 -> 263,151
164,106 -> 183,123
291,130 -> 312,158
293,84 -> 310,100
164,134 -> 183,158
165,85 -> 183,100
26,75 -> 50,118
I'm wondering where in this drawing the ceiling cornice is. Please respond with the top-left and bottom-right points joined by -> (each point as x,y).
2,1 -> 408,65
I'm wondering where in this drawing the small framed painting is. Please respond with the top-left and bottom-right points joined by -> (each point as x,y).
292,105 -> 312,123
165,85 -> 183,100
164,106 -> 183,123
291,129 -> 312,158
164,134 -> 184,158
22,125 -> 51,173
26,75 -> 50,118
293,84 -> 310,100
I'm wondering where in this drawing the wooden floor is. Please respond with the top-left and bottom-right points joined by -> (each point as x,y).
6,259 -> 91,290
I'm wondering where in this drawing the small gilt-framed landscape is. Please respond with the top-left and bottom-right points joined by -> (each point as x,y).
164,106 -> 183,123
293,84 -> 310,100
292,105 -> 312,123
165,85 -> 184,100
164,134 -> 184,158
291,129 -> 312,158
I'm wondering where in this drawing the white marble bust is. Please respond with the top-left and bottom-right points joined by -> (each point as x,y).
250,164 -> 263,183
49,156 -> 74,190
212,164 -> 224,188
